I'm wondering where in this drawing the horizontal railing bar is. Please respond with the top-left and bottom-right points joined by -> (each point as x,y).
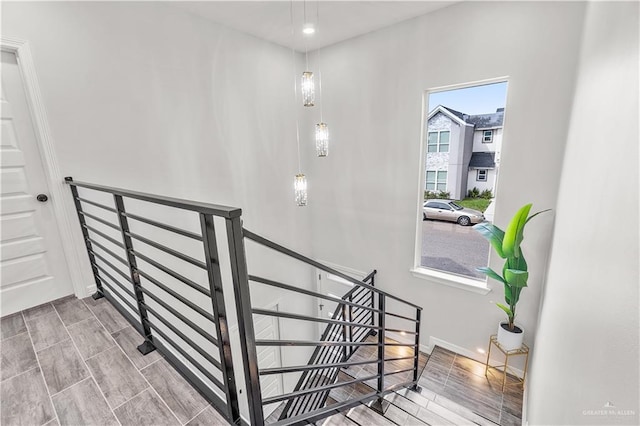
132,250 -> 211,297
122,211 -> 203,241
76,196 -> 118,213
251,308 -> 380,331
93,263 -> 136,299
385,355 -> 418,363
83,224 -> 125,249
244,229 -> 421,310
249,276 -> 381,314
262,373 -> 379,406
384,367 -> 415,377
80,210 -> 120,231
87,238 -> 128,266
142,303 -> 221,368
385,328 -> 418,335
139,287 -> 219,347
90,250 -> 132,283
142,319 -> 226,391
66,179 -> 242,218
126,231 -> 207,269
255,340 -> 415,347
137,269 -> 216,323
96,277 -> 139,313
259,358 -> 381,376
385,311 -> 419,323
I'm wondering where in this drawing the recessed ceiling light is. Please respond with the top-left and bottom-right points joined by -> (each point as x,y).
303,24 -> 315,35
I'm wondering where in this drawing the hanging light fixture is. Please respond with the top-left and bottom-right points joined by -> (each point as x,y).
314,0 -> 329,157
315,122 -> 328,157
291,0 -> 307,206
294,173 -> 308,206
301,71 -> 315,107
301,0 -> 315,107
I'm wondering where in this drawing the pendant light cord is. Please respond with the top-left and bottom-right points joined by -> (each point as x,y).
291,0 -> 302,173
316,0 -> 323,122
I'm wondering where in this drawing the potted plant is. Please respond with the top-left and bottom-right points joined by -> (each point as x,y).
473,203 -> 549,350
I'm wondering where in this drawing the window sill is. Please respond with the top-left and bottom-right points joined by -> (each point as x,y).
410,267 -> 491,295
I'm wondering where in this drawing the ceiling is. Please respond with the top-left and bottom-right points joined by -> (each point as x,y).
169,1 -> 456,52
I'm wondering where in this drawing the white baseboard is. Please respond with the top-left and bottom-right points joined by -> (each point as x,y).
428,336 -> 526,378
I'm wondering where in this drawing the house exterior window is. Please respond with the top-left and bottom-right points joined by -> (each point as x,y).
426,170 -> 448,192
427,131 -> 450,153
483,130 -> 493,143
477,169 -> 487,181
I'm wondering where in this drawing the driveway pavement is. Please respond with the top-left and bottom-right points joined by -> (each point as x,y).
420,219 -> 490,279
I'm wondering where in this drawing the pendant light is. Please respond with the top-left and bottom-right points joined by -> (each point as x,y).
314,0 -> 329,157
291,0 -> 307,206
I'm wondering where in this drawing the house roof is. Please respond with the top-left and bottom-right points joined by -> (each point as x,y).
435,106 -> 504,129
468,152 -> 496,168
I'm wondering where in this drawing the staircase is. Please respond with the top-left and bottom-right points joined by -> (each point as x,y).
64,178 -> 424,426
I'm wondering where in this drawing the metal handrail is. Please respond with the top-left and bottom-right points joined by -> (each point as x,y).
243,229 -> 422,310
65,178 -> 423,426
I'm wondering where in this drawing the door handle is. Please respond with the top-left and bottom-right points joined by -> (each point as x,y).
36,194 -> 49,202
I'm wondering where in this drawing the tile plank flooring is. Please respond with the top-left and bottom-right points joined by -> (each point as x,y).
2,296 -> 523,426
0,296 -> 230,426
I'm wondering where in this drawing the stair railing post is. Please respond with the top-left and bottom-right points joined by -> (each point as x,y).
347,294 -> 353,358
413,308 -> 422,387
113,194 -> 155,355
226,216 -> 264,426
377,293 -> 386,393
200,213 -> 241,424
341,304 -> 348,362
65,177 -> 104,300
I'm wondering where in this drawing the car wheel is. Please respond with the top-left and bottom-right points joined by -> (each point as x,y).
457,216 -> 471,226
423,213 -> 427,221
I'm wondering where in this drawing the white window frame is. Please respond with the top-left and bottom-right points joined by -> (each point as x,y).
427,130 -> 450,153
413,77 -> 509,294
426,170 -> 448,192
477,169 -> 488,181
483,129 -> 493,143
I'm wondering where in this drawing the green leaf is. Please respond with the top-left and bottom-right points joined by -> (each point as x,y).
511,286 -> 523,305
505,269 -> 529,287
496,303 -> 513,318
473,222 -> 506,258
476,267 -> 505,284
525,208 -> 551,225
503,204 -> 532,258
503,284 -> 512,305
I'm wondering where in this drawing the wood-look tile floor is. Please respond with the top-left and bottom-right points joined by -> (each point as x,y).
320,335 -> 524,426
0,296 -> 230,426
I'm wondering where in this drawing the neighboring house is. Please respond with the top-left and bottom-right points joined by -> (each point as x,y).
425,105 -> 504,199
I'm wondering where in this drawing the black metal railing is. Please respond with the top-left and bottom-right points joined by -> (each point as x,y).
66,178 -> 422,426
277,270 -> 376,420
65,178 -> 243,424
241,230 -> 423,425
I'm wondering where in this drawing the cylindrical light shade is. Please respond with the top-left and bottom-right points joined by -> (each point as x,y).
294,174 -> 308,206
301,71 -> 315,107
315,122 -> 329,157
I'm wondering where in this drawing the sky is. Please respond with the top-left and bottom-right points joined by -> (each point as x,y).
428,81 -> 508,115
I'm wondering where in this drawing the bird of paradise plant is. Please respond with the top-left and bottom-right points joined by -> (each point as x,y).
473,203 -> 550,331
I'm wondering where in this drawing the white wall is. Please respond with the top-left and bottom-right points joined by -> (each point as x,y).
306,1 -> 586,361
2,1 -> 318,420
527,2 -> 639,424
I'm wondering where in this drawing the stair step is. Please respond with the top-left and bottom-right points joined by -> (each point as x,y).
346,403 -> 396,426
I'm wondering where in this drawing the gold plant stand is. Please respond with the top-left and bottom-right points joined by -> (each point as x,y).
484,334 -> 529,391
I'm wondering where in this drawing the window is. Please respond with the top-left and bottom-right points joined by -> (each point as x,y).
427,131 -> 450,152
416,80 -> 508,291
426,170 -> 447,192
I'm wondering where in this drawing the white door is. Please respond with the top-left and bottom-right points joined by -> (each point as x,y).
1,50 -> 74,315
316,267 -> 364,336
254,307 -> 283,417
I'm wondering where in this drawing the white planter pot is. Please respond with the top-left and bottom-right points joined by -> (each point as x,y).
496,322 -> 524,351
